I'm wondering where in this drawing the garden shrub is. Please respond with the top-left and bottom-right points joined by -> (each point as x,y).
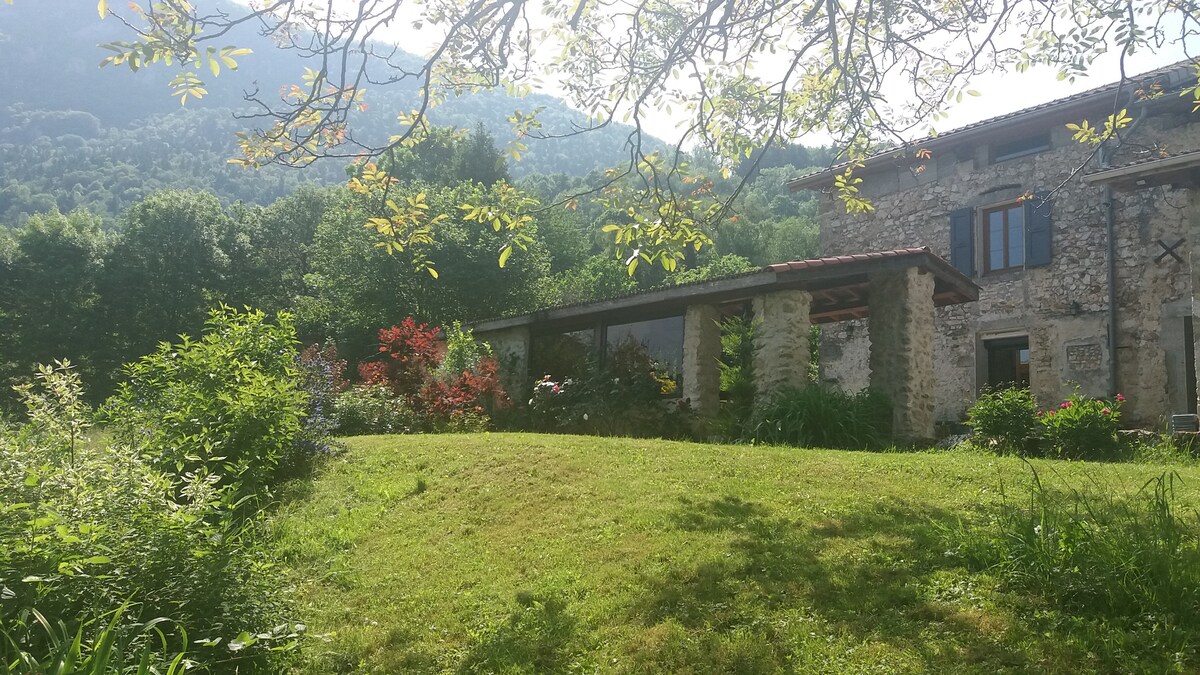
1,361 -> 299,672
747,385 -> 891,449
358,317 -> 441,399
102,305 -> 310,500
357,319 -> 508,432
332,384 -> 420,435
944,467 -> 1200,662
966,385 -> 1040,454
967,387 -> 1123,459
1040,390 -> 1122,459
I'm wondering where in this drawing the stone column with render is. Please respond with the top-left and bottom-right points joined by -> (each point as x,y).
482,326 -> 531,401
682,304 -> 722,417
752,290 -> 813,399
867,267 -> 936,440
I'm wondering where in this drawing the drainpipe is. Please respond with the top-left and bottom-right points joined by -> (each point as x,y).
1098,100 -> 1147,398
1104,185 -> 1118,397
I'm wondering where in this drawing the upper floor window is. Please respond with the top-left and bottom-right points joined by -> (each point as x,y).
992,134 -> 1051,163
984,203 -> 1025,272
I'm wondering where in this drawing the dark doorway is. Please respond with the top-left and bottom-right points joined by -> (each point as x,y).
985,336 -> 1030,388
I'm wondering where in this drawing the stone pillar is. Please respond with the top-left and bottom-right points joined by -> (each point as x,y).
752,290 -> 812,400
682,304 -> 722,417
868,267 -> 936,440
482,326 -> 530,401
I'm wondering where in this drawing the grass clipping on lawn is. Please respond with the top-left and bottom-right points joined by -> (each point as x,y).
272,434 -> 1200,673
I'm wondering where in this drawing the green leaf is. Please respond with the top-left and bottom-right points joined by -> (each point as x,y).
498,246 -> 512,268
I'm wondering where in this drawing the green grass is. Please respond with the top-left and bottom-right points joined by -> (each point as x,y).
272,433 -> 1200,673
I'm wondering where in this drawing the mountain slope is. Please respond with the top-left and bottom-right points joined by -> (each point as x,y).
0,2 -> 658,222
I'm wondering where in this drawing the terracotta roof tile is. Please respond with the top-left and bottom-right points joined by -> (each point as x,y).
765,246 -> 930,273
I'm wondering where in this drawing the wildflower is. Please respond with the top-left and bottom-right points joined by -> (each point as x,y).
1060,401 -> 1071,409
1102,407 -> 1111,415
1116,393 -> 1126,402
1034,524 -> 1043,536
1036,410 -> 1043,417
1048,410 -> 1056,417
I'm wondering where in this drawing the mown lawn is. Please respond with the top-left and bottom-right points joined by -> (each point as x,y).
272,434 -> 1200,673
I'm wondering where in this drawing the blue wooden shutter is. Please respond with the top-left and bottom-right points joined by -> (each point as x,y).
1025,193 -> 1052,267
949,207 -> 975,276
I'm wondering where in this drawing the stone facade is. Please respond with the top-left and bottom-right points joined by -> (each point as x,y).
814,106 -> 1200,425
682,304 -> 722,417
483,325 -> 531,400
867,268 -> 936,439
752,290 -> 812,399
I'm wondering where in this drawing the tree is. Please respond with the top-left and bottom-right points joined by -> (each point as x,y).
50,1 -> 1200,268
0,210 -> 108,406
98,190 -> 233,380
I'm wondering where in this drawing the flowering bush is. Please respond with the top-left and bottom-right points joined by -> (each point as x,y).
967,386 -> 1040,455
296,341 -> 348,455
967,386 -> 1124,459
1040,390 -> 1122,459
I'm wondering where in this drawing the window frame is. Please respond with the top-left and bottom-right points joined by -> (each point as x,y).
991,133 -> 1051,163
981,202 -> 1026,274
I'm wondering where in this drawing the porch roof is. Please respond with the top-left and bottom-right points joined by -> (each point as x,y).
473,247 -> 979,334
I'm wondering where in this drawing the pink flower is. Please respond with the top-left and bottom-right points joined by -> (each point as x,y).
1116,393 -> 1126,402
1060,401 -> 1071,409
1048,410 -> 1056,417
1102,408 -> 1111,415
1036,410 -> 1043,417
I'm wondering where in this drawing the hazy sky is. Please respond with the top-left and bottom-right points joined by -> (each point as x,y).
262,1 -> 1195,147
365,3 -> 1195,146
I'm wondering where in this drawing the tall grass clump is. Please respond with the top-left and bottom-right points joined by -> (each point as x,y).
946,465 -> 1200,660
747,385 -> 891,449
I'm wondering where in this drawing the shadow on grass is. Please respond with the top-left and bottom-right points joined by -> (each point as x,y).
457,593 -> 584,674
628,495 -> 1029,672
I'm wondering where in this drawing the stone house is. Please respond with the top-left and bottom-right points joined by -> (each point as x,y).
787,61 -> 1200,427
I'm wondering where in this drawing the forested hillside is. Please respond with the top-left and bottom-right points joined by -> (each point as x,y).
0,2 -> 666,222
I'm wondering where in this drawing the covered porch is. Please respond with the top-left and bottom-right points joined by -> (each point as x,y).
474,247 -> 978,440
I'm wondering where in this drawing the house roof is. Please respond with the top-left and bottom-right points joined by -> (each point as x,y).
1082,149 -> 1200,189
472,247 -> 979,334
786,60 -> 1198,191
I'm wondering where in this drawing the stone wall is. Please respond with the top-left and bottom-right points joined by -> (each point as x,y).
753,290 -> 812,398
867,268 -> 936,439
817,113 -> 1199,425
483,326 -> 530,401
682,304 -> 721,417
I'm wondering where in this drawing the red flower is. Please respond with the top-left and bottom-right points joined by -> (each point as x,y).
1036,410 -> 1044,417
1102,408 -> 1111,415
1116,393 -> 1126,402
1060,401 -> 1071,409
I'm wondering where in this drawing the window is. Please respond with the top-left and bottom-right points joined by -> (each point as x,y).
985,336 -> 1030,388
992,134 -> 1050,163
983,203 -> 1025,272
605,315 -> 684,393
530,329 -> 594,381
